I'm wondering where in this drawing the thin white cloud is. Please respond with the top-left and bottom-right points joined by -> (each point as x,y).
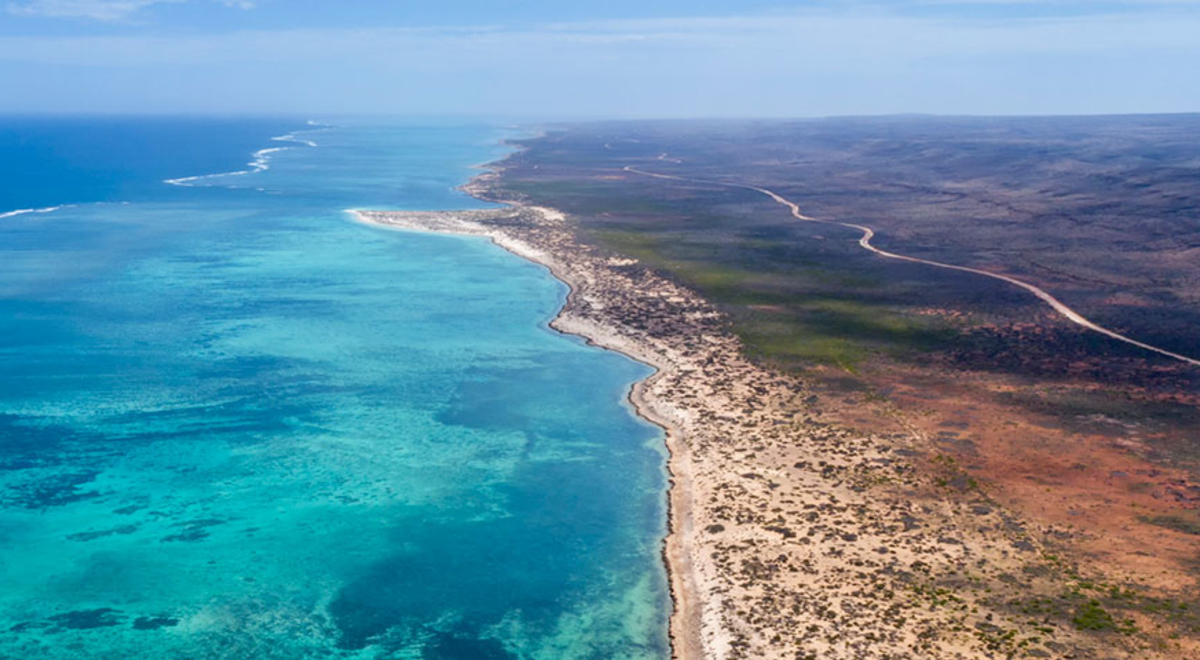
6,0 -> 251,22
0,10 -> 1197,65
0,7 -> 1196,116
6,0 -> 174,21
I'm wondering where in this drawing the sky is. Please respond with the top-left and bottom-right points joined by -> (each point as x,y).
1,0 -> 1198,117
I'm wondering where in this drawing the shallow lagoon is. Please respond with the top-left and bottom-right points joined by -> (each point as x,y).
0,120 -> 670,658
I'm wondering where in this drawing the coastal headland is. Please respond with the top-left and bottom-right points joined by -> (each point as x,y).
355,134 -> 1200,657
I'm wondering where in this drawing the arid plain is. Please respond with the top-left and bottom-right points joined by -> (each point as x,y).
359,114 -> 1200,660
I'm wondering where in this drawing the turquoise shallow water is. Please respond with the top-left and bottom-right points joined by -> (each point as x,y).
0,119 -> 670,658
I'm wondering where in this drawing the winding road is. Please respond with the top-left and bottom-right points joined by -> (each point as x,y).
624,165 -> 1200,368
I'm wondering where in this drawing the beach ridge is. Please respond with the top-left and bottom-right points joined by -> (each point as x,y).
350,166 -> 1172,660
350,203 -> 715,659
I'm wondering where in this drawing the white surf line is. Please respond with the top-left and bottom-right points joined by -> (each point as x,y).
272,133 -> 318,148
0,205 -> 69,220
624,165 -> 1200,368
165,122 -> 330,187
164,146 -> 285,186
272,123 -> 333,149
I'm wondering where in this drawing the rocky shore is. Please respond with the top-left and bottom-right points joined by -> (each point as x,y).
353,199 -> 1186,659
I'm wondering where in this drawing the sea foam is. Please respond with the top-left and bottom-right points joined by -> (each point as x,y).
0,205 -> 67,220
164,122 -> 330,187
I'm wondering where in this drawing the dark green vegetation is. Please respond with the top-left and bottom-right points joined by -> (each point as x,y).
503,168 -> 1008,372
489,116 -> 1200,462
493,116 -> 1200,379
488,118 -> 1200,654
1002,571 -> 1200,638
898,552 -> 1200,655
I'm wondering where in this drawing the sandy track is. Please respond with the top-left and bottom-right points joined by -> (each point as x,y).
624,165 -> 1200,368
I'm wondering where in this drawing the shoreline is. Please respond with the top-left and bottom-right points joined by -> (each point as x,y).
458,154 -> 713,658
349,205 -> 707,659
350,147 -> 1183,659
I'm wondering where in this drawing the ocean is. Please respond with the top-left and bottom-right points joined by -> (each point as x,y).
0,117 -> 670,659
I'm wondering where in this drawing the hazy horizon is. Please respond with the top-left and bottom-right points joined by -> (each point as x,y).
3,110 -> 1200,121
2,0 -> 1198,117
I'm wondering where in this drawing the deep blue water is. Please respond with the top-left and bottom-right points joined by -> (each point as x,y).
0,116 -> 295,210
0,118 -> 670,658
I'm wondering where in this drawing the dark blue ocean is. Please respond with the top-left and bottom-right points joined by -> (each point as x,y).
0,117 -> 670,659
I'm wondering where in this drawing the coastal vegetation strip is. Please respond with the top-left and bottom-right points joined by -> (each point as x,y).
355,198 -> 1197,658
623,165 -> 1200,368
441,118 -> 1200,658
